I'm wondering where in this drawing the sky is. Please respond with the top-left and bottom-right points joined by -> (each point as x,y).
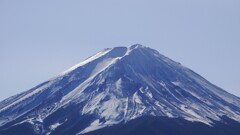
0,0 -> 240,101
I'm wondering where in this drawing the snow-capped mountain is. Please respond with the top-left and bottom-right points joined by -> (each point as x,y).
0,44 -> 240,135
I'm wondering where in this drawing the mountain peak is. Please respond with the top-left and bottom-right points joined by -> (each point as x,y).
60,45 -> 152,76
129,44 -> 145,49
110,44 -> 147,54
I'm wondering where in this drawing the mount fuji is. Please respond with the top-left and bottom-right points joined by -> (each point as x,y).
0,45 -> 240,135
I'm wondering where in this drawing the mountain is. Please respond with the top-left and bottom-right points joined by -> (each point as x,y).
0,44 -> 240,135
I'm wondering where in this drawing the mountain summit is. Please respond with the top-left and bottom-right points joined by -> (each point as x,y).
0,45 -> 240,135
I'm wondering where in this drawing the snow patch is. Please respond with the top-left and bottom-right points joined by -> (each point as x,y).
61,49 -> 111,75
79,119 -> 104,134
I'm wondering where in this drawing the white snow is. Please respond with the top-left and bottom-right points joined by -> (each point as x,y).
61,48 -> 111,75
133,92 -> 143,104
115,79 -> 122,90
147,92 -> 153,98
99,97 -> 122,119
60,58 -> 120,104
79,119 -> 104,134
50,122 -> 62,130
0,81 -> 53,113
171,81 -> 181,86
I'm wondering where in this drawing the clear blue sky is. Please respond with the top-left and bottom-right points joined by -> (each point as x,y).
0,0 -> 240,101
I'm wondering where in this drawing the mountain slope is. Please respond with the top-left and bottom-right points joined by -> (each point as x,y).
84,116 -> 240,135
0,44 -> 240,135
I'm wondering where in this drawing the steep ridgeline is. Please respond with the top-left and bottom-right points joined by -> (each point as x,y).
0,45 -> 240,135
